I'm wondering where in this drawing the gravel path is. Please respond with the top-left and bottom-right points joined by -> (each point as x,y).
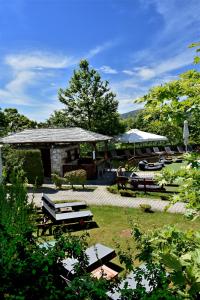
28,184 -> 186,214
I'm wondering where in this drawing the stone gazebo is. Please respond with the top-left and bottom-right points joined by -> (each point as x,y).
0,127 -> 112,179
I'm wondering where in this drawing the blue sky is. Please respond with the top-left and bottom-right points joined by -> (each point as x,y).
0,0 -> 199,121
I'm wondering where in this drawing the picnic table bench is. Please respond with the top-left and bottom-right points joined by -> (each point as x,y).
41,193 -> 93,223
62,243 -> 117,277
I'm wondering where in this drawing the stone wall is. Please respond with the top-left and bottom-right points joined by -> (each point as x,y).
50,144 -> 79,176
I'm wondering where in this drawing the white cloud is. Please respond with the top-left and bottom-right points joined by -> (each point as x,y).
0,71 -> 36,105
86,40 -> 119,58
137,67 -> 155,80
5,52 -> 75,70
122,70 -> 135,76
99,65 -> 118,74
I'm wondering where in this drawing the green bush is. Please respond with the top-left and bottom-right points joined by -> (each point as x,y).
17,150 -> 44,187
119,189 -> 136,197
64,169 -> 87,189
140,204 -> 152,213
51,173 -> 64,189
107,185 -> 119,194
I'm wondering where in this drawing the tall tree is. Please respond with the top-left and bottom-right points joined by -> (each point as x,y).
135,69 -> 200,144
3,108 -> 37,134
58,59 -> 124,136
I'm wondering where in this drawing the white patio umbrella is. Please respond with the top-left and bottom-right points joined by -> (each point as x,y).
115,129 -> 168,155
183,120 -> 189,152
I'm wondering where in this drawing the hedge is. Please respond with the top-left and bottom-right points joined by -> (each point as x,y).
17,149 -> 44,186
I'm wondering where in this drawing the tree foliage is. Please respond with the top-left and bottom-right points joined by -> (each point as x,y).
58,59 -> 125,136
0,108 -> 37,136
132,225 -> 200,299
156,153 -> 200,216
134,68 -> 200,144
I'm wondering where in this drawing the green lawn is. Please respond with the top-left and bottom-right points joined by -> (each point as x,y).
75,205 -> 200,266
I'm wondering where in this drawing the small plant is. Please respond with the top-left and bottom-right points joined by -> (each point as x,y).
140,204 -> 152,213
107,185 -> 119,194
119,190 -> 136,197
51,173 -> 64,189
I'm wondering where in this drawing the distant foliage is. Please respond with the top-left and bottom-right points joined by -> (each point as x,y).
64,169 -> 87,189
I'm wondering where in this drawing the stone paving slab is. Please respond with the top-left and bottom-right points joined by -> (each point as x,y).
28,184 -> 186,214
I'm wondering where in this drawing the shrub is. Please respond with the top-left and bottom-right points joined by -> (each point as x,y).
51,173 -> 64,189
107,185 -> 119,194
17,149 -> 44,187
64,169 -> 87,189
140,204 -> 152,213
119,190 -> 136,197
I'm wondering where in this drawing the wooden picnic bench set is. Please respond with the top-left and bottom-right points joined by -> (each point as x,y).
61,243 -> 118,281
37,194 -> 93,236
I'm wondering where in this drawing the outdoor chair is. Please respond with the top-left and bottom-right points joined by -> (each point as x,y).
110,150 -> 126,160
177,146 -> 185,154
124,149 -> 133,159
135,149 -> 148,158
153,147 -> 166,155
145,148 -> 157,156
164,146 -> 175,155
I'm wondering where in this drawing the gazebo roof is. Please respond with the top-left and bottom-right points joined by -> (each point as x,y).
0,127 -> 112,144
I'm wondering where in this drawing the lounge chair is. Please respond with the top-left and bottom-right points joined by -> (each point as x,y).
164,146 -> 175,155
177,145 -> 185,153
153,147 -> 166,155
124,149 -> 133,159
145,148 -> 157,156
110,150 -> 126,160
135,149 -> 148,157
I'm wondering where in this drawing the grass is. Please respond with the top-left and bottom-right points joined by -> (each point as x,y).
75,205 -> 200,267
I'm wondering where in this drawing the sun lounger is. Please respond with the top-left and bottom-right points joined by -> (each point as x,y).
145,148 -> 157,156
164,146 -> 175,155
153,147 -> 166,155
110,150 -> 126,160
135,149 -> 149,157
177,146 -> 185,153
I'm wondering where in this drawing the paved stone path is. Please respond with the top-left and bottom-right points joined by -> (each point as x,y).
28,184 -> 186,214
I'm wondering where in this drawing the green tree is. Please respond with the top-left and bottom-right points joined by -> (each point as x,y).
58,59 -> 125,136
0,108 -> 7,136
3,108 -> 37,134
135,69 -> 200,144
46,110 -> 71,128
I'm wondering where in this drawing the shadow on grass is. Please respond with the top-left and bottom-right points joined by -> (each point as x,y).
37,221 -> 99,237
